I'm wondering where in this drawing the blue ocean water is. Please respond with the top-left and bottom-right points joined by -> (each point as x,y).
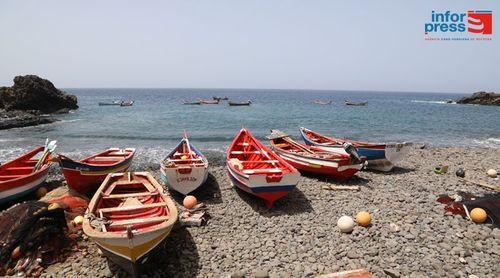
1,89 -> 499,160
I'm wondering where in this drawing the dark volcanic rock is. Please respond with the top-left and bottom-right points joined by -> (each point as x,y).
0,75 -> 78,113
457,92 -> 500,106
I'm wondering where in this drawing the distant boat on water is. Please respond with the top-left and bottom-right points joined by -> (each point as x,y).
183,100 -> 202,105
213,96 -> 228,101
312,100 -> 333,105
120,100 -> 134,106
345,100 -> 367,106
98,101 -> 121,106
228,100 -> 252,106
200,99 -> 220,104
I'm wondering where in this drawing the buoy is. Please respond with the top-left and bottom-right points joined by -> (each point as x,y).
470,208 -> 487,223
356,211 -> 372,227
183,195 -> 197,209
455,168 -> 465,178
36,187 -> 48,198
487,169 -> 497,178
48,203 -> 61,210
11,246 -> 21,259
337,215 -> 355,233
74,215 -> 84,225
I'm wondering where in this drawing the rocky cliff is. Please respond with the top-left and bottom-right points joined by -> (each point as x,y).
457,92 -> 500,106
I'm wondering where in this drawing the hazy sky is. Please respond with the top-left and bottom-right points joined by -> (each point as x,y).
1,1 -> 498,93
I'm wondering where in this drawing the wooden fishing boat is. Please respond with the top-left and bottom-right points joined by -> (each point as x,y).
160,134 -> 208,195
58,148 -> 136,194
345,100 -> 368,106
228,100 -> 252,106
120,100 -> 134,106
212,96 -> 228,101
300,127 -> 412,172
83,172 -> 178,276
0,141 -> 56,205
99,101 -> 121,106
182,100 -> 202,105
200,99 -> 219,104
312,100 -> 333,105
268,130 -> 364,180
226,128 -> 300,208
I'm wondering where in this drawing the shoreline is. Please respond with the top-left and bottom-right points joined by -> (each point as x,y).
2,146 -> 496,277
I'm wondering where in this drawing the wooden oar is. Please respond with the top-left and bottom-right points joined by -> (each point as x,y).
33,139 -> 57,172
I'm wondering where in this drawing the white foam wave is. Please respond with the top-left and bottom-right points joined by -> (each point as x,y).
411,100 -> 455,104
472,138 -> 500,148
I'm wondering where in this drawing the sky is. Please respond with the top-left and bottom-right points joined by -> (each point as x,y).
0,0 -> 498,93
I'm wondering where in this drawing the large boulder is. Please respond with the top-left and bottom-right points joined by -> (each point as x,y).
0,75 -> 78,113
457,92 -> 500,106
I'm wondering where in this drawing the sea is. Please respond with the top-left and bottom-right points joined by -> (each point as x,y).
1,89 -> 499,161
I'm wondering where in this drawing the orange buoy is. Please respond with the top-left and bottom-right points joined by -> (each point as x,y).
11,246 -> 21,259
183,195 -> 197,209
470,208 -> 487,223
356,211 -> 372,227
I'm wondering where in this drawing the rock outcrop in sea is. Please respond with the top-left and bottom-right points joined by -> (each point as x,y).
457,92 -> 500,106
0,75 -> 78,130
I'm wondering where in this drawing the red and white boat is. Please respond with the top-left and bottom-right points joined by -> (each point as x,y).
0,142 -> 56,205
226,128 -> 300,208
58,148 -> 135,194
268,130 -> 364,181
160,134 -> 209,195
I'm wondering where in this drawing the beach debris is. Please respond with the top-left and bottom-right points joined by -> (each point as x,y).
433,165 -> 449,174
356,211 -> 372,227
183,195 -> 198,209
487,169 -> 497,178
322,185 -> 360,191
337,216 -> 355,233
36,187 -> 48,198
458,177 -> 500,191
318,268 -> 372,278
389,222 -> 400,233
437,192 -> 499,227
383,268 -> 401,278
0,201 -> 70,276
470,208 -> 488,223
455,168 -> 465,178
73,215 -> 84,226
179,202 -> 209,227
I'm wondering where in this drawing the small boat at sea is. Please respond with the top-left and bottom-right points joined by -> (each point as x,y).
83,172 -> 178,276
213,96 -> 228,101
345,100 -> 368,106
183,100 -> 202,105
0,140 -> 57,205
160,133 -> 208,195
58,148 -> 136,194
200,99 -> 219,104
99,101 -> 122,106
300,127 -> 412,172
120,100 -> 134,106
226,128 -> 300,208
228,100 -> 252,106
268,130 -> 364,180
312,100 -> 333,105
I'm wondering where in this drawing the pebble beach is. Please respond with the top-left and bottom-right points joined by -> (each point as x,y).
36,146 -> 500,278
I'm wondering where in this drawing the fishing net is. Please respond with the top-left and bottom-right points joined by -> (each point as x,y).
0,201 -> 67,276
437,192 -> 500,227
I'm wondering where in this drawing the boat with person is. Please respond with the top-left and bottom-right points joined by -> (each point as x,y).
226,128 -> 300,208
300,127 -> 412,172
83,172 -> 178,276
344,100 -> 368,106
200,99 -> 219,104
312,100 -> 333,105
99,101 -> 122,106
228,100 -> 252,106
268,130 -> 364,180
0,140 -> 57,205
212,96 -> 228,101
160,133 -> 209,195
120,100 -> 134,106
57,148 -> 136,194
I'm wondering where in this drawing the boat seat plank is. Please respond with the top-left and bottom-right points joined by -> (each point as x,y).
108,216 -> 169,227
167,158 -> 202,162
99,202 -> 167,213
90,156 -> 124,161
241,160 -> 278,164
103,191 -> 159,199
231,151 -> 261,154
242,168 -> 282,174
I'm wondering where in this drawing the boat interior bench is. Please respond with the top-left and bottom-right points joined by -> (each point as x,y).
102,191 -> 159,199
108,216 -> 169,228
99,202 -> 167,213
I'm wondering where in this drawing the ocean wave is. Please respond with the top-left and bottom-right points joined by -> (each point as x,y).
60,134 -> 233,142
472,138 -> 500,148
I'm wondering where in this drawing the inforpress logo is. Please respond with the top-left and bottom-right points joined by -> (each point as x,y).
425,10 -> 493,41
